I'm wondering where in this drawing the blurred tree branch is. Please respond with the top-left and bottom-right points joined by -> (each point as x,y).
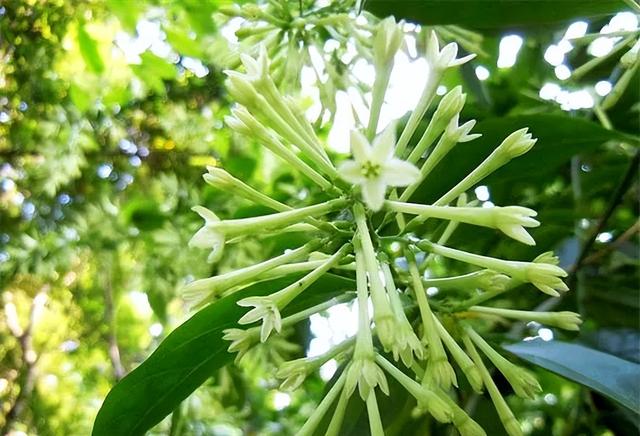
1,285 -> 49,435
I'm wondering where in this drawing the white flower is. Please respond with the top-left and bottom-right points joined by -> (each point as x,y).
237,295 -> 282,342
443,115 -> 482,143
276,357 -> 315,391
222,328 -> 258,362
344,356 -> 390,400
426,31 -> 476,70
391,318 -> 424,367
492,206 -> 540,246
189,206 -> 224,263
338,125 -> 420,211
524,254 -> 569,296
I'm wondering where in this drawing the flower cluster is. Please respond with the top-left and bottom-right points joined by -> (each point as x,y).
185,16 -> 580,436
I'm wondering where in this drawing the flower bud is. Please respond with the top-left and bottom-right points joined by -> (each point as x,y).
496,128 -> 537,160
435,86 -> 466,123
465,326 -> 541,399
375,354 -> 453,423
345,356 -> 390,400
621,39 -> 640,68
222,328 -> 259,362
373,16 -> 404,69
225,72 -> 261,107
492,206 -> 540,246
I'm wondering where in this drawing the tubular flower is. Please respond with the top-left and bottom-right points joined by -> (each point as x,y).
181,10 -> 578,436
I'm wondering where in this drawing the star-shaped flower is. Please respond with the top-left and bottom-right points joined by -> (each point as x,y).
189,206 -> 225,263
338,125 -> 420,211
237,295 -> 282,342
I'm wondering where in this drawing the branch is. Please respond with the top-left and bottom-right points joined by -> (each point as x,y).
103,257 -> 125,381
568,150 -> 640,279
1,285 -> 49,434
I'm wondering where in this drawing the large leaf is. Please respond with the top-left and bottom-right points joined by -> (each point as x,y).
92,273 -> 354,436
504,339 -> 640,412
77,23 -> 104,74
410,114 -> 637,205
364,0 -> 627,29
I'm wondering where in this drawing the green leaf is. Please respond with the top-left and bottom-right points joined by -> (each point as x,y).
504,339 -> 640,412
77,23 -> 104,74
410,114 -> 637,205
107,0 -> 143,32
364,0 -> 627,28
92,273 -> 354,436
164,26 -> 204,58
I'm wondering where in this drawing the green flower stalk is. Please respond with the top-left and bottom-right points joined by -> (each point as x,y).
368,16 -> 404,138
407,249 -> 457,389
434,318 -> 484,393
433,128 -> 537,207
400,115 -> 481,202
465,326 -> 541,399
366,391 -> 385,436
183,240 -> 321,307
276,336 -> 355,391
353,203 -> 397,351
381,261 -> 424,366
375,354 -> 453,423
226,107 -> 334,190
463,334 -> 524,436
423,269 -> 512,293
405,86 -> 468,163
295,367 -> 348,436
418,241 -> 569,296
395,31 -> 475,157
433,389 -> 486,436
345,243 -> 390,400
237,243 -> 352,341
388,202 -> 540,245
469,306 -> 582,330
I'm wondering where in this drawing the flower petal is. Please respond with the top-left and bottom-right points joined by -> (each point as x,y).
350,129 -> 372,162
382,159 -> 421,186
361,178 -> 387,211
371,121 -> 397,162
337,160 -> 365,184
192,205 -> 219,223
189,226 -> 224,249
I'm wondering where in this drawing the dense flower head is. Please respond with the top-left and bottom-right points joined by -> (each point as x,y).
184,10 -> 577,436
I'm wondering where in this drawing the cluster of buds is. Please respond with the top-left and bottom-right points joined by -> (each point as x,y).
217,1 -> 486,126
185,16 -> 581,436
565,13 -> 640,110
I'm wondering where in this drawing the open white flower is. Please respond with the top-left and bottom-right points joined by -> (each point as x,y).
338,125 -> 420,211
189,206 -> 225,263
426,31 -> 476,70
237,295 -> 282,342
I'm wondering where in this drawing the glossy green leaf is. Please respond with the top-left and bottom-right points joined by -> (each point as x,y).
504,339 -> 640,412
77,23 -> 104,74
364,0 -> 627,28
92,273 -> 354,436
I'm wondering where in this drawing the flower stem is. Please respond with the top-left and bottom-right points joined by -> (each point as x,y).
367,66 -> 393,140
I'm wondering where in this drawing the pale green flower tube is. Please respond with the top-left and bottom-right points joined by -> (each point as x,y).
469,306 -> 582,330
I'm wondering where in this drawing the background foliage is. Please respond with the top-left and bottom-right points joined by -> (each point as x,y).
1,0 -> 638,435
